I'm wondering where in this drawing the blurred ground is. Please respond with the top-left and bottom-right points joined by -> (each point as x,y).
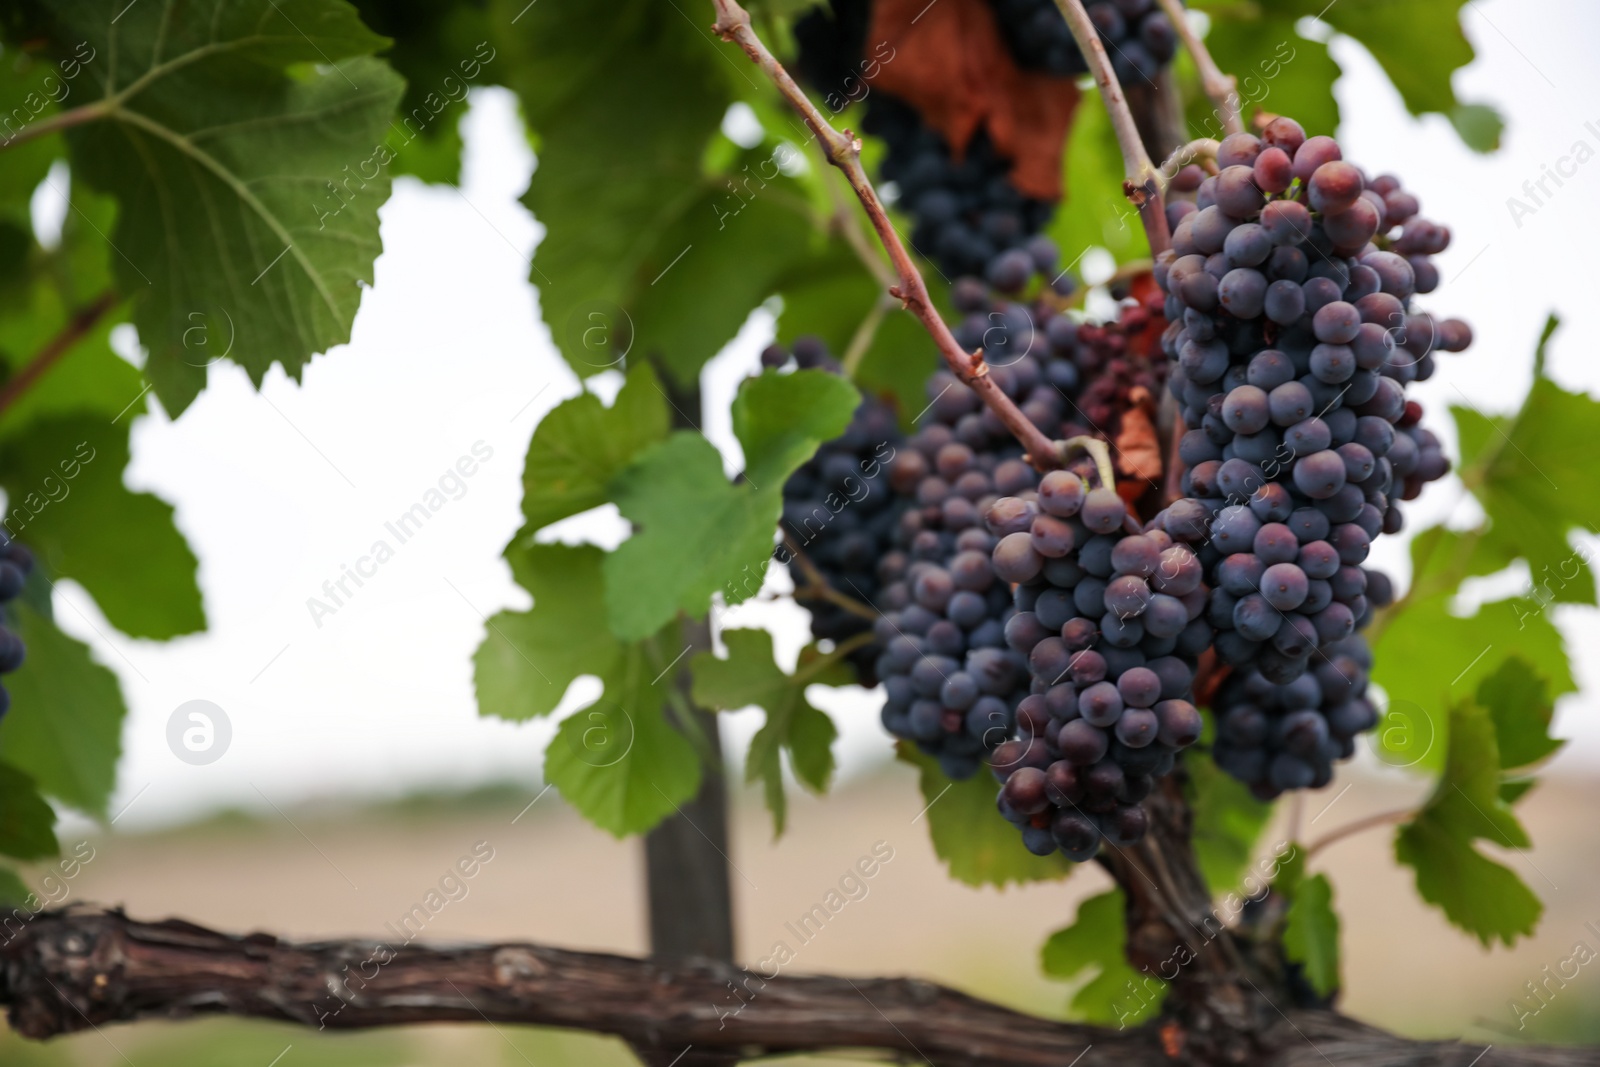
4,757 -> 1599,1065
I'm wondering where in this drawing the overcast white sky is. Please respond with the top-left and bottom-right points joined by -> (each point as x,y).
41,0 -> 1600,831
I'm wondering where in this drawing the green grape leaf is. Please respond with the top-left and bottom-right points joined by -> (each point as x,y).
1275,852 -> 1340,998
1394,700 -> 1542,946
0,761 -> 58,860
631,182 -> 817,386
541,641 -> 701,838
1041,889 -> 1162,1027
0,865 -> 29,905
1451,319 -> 1600,607
475,541 -> 635,722
518,364 -> 671,533
508,0 -> 733,382
0,587 -> 125,818
1372,540 -> 1573,774
895,742 -> 1074,888
0,416 -> 203,639
1048,101 -> 1148,266
732,368 -> 860,488
1185,742 -> 1274,893
350,2 -> 499,184
1476,657 -> 1561,771
1196,17 -> 1339,140
1499,779 -> 1537,806
1395,816 -> 1542,949
774,247 -> 940,431
29,0 -> 404,415
604,370 -> 857,640
691,629 -> 842,835
474,539 -> 698,837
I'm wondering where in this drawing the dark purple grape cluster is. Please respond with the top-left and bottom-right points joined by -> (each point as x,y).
773,338 -> 906,685
870,292 -> 1102,778
986,0 -> 1179,85
861,95 -> 1059,281
1211,631 -> 1380,798
1156,119 -> 1469,686
985,474 -> 1208,859
0,534 -> 32,722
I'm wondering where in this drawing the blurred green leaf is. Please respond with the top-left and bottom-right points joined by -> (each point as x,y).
518,364 -> 670,533
1372,533 -> 1573,774
351,1 -> 499,184
1276,851 -> 1340,998
21,0 -> 403,414
1476,657 -> 1561,771
692,629 -> 842,835
541,638 -> 700,838
0,415 -> 203,639
1196,17 -> 1339,139
896,742 -> 1074,887
1452,318 -> 1600,607
604,370 -> 857,640
1449,103 -> 1505,153
0,864 -> 28,905
0,760 -> 58,860
1048,102 -> 1147,266
1041,889 -> 1162,1026
0,587 -> 124,818
1186,740 -> 1274,893
1394,700 -> 1542,946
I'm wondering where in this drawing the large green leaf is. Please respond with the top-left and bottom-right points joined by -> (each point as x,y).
0,760 -> 58,860
540,639 -> 701,838
896,742 -> 1074,888
1394,700 -> 1542,947
0,865 -> 28,905
506,0 -> 732,382
604,369 -> 857,640
0,587 -> 125,819
691,629 -> 842,835
0,416 -> 203,639
23,0 -> 404,414
519,364 -> 670,533
1041,889 -> 1162,1026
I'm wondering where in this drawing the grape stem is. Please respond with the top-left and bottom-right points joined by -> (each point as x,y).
710,0 -> 1065,472
1303,805 -> 1418,859
1151,0 -> 1245,136
1159,137 -> 1221,180
1049,0 -> 1170,255
1058,435 -> 1117,491
782,534 -> 880,621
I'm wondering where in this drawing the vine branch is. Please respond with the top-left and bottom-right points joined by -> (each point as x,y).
1051,0 -> 1170,254
709,0 -> 1063,471
0,291 -> 119,420
1152,0 -> 1244,136
3,908 -> 1588,1066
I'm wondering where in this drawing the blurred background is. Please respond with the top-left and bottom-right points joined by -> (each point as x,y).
5,0 -> 1600,1062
